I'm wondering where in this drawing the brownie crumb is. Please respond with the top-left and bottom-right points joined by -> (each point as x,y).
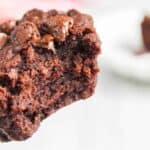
13,21 -> 40,46
0,8 -> 101,142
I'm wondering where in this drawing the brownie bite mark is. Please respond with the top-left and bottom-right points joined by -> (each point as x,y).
0,8 -> 101,142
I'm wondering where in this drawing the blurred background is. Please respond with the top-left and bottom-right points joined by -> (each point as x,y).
1,0 -> 150,150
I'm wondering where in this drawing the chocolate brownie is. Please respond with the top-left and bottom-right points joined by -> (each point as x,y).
142,16 -> 150,50
0,9 -> 101,142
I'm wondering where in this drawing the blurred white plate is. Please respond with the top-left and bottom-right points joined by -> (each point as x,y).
95,9 -> 150,83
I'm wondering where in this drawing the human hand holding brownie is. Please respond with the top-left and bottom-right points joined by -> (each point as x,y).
0,8 -> 101,142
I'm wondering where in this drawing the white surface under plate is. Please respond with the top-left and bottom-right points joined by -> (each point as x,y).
95,9 -> 150,83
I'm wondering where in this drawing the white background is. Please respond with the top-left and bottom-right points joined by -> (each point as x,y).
94,0 -> 150,149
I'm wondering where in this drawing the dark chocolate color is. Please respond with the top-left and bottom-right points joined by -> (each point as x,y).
142,16 -> 150,50
0,9 -> 101,142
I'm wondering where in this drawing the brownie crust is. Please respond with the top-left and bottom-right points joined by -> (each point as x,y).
0,9 -> 101,142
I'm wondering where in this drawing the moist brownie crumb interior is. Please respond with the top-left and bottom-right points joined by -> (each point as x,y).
0,9 -> 101,142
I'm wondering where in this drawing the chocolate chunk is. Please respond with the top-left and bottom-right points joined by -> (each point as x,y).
36,34 -> 55,52
43,15 -> 74,41
0,20 -> 16,34
0,33 -> 7,49
47,9 -> 58,17
13,21 -> 40,45
23,9 -> 45,27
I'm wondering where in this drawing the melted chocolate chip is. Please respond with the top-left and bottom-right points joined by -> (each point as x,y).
13,21 -> 40,45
